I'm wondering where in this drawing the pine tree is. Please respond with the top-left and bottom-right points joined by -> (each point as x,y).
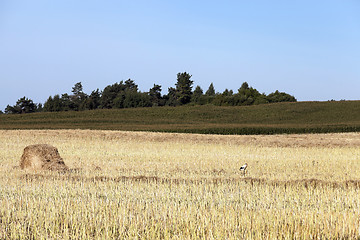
205,83 -> 215,96
175,72 -> 193,105
192,85 -> 203,103
71,82 -> 88,110
5,97 -> 37,114
149,84 -> 163,106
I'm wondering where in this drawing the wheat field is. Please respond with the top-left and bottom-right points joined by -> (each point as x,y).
0,130 -> 360,239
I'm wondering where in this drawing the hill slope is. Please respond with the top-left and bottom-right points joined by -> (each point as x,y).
1,101 -> 360,134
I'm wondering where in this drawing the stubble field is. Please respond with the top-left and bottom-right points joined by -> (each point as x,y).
0,130 -> 360,239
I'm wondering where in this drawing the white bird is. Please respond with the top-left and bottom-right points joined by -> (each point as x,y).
239,163 -> 248,176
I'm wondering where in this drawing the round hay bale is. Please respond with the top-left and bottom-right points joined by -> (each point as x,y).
20,144 -> 69,171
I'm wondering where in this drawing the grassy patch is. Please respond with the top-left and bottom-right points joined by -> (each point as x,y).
1,101 -> 360,134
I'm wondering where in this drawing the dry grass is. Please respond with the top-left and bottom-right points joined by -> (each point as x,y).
20,144 -> 69,171
0,130 -> 360,239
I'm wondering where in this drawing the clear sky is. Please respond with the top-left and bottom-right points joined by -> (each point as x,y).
1,1 -> 359,110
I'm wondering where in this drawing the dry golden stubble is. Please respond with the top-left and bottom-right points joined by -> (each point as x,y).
0,130 -> 360,239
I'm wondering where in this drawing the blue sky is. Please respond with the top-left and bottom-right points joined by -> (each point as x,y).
1,1 -> 359,110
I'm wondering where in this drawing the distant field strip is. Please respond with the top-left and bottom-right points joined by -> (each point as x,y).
1,101 -> 360,134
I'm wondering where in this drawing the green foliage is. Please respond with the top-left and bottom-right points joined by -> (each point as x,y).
43,95 -> 63,112
149,84 -> 164,106
85,89 -> 101,110
5,72 -> 297,114
192,85 -> 204,104
121,91 -> 151,108
165,87 -> 179,106
43,82 -> 90,112
222,89 -> 233,96
267,90 -> 297,103
71,82 -> 88,111
101,82 -> 126,109
100,79 -> 151,109
175,72 -> 193,105
5,97 -> 39,114
205,83 -> 216,96
60,93 -> 74,111
236,82 -> 261,105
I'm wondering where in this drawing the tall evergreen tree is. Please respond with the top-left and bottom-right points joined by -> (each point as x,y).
205,83 -> 216,96
239,82 -> 249,92
72,82 -> 84,96
43,95 -> 62,112
149,84 -> 163,106
71,82 -> 88,110
165,87 -> 178,106
60,93 -> 74,111
175,72 -> 193,105
124,79 -> 138,92
222,89 -> 233,96
237,82 -> 261,105
192,85 -> 203,103
85,89 -> 102,110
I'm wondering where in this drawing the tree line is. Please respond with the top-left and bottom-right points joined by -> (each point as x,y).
3,72 -> 296,114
